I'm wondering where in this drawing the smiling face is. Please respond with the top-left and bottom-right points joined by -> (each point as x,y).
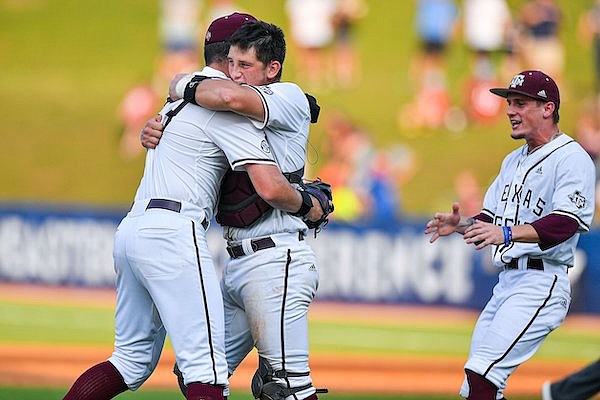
505,93 -> 556,147
227,45 -> 281,86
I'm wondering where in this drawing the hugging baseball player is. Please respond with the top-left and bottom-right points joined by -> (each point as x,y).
63,13 -> 327,400
142,18 -> 332,400
425,70 -> 595,400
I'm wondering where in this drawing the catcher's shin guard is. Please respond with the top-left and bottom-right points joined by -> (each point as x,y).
251,357 -> 318,400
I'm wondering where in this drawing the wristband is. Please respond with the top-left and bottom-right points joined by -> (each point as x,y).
183,75 -> 212,105
292,190 -> 313,217
175,74 -> 195,99
502,226 -> 513,246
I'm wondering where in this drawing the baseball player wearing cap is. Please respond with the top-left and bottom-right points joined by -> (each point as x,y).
425,70 -> 595,400
143,20 -> 325,400
63,13 -> 324,400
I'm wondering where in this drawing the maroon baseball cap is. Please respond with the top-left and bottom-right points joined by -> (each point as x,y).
490,70 -> 560,110
205,12 -> 257,45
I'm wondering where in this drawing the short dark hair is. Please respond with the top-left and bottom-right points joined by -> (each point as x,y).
204,41 -> 230,65
228,21 -> 286,80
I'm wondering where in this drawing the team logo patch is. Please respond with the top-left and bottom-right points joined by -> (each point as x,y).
560,298 -> 568,309
260,139 -> 271,154
259,86 -> 274,95
509,74 -> 525,88
568,190 -> 586,209
535,166 -> 543,175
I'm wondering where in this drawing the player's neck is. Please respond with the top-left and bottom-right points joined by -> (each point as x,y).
527,130 -> 561,155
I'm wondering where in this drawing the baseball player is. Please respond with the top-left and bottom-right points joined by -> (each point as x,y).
63,13 -> 324,400
425,70 -> 595,400
542,357 -> 600,400
143,20 -> 327,400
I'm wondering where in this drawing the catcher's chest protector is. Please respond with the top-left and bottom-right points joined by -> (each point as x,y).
216,170 -> 273,228
216,168 -> 304,228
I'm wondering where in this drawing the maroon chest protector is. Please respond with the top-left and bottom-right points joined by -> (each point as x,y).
215,167 -> 304,228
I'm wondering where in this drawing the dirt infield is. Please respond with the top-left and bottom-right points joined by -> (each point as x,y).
1,283 -> 597,397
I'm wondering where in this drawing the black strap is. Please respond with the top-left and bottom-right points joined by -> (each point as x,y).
283,166 -> 304,184
162,101 -> 188,129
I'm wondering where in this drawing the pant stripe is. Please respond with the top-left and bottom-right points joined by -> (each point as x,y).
280,249 -> 292,387
191,220 -> 218,384
483,274 -> 558,377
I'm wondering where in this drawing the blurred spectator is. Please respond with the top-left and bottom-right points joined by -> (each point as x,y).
578,0 -> 600,95
575,99 -> 600,222
118,0 -> 202,160
118,85 -> 161,160
517,0 -> 564,84
331,0 -> 369,89
206,0 -> 242,21
461,0 -> 513,125
317,111 -> 416,223
285,0 -> 338,91
398,0 -> 459,131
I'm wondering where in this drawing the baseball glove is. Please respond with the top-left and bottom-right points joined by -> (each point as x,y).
302,178 -> 334,233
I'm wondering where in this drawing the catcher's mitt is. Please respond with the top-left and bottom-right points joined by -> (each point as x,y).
301,178 -> 334,233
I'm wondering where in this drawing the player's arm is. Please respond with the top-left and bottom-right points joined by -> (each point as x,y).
245,163 -> 323,222
462,214 -> 578,250
171,74 -> 265,121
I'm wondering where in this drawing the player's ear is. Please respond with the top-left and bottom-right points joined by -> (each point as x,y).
543,101 -> 555,118
266,60 -> 281,80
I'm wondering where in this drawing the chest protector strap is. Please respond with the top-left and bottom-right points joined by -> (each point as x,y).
215,167 -> 304,228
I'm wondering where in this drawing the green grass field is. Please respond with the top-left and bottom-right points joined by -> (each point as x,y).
0,0 -> 595,216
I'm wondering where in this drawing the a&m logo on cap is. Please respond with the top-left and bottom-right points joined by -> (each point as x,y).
509,74 -> 525,88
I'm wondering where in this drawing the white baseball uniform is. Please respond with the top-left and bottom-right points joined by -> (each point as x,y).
459,133 -> 595,399
220,81 -> 320,398
109,67 -> 276,392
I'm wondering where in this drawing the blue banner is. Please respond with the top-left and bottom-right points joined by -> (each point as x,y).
0,203 -> 597,313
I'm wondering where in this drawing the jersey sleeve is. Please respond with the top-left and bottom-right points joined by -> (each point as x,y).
550,147 -> 596,232
204,111 -> 276,170
245,82 -> 310,134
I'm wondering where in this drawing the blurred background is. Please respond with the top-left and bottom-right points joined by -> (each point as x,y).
1,0 -> 600,398
2,0 -> 600,219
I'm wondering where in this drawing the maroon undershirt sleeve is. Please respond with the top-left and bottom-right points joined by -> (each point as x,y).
473,213 -> 492,223
471,212 -> 578,250
530,213 -> 579,250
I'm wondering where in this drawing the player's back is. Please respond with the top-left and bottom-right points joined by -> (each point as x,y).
134,100 -> 229,220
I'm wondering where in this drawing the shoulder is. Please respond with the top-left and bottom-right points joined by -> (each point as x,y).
557,134 -> 594,162
257,82 -> 306,99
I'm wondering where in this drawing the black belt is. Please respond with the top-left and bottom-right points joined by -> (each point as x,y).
226,232 -> 305,259
504,257 -> 544,271
146,198 -> 208,230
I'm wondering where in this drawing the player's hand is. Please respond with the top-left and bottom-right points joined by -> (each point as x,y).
305,194 -> 324,222
169,73 -> 193,101
140,115 -> 164,149
464,221 -> 503,250
425,202 -> 461,243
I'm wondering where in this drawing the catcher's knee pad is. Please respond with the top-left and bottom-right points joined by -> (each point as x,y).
465,369 -> 498,400
251,357 -> 313,400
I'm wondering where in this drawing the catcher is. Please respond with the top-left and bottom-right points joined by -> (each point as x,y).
142,20 -> 333,400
